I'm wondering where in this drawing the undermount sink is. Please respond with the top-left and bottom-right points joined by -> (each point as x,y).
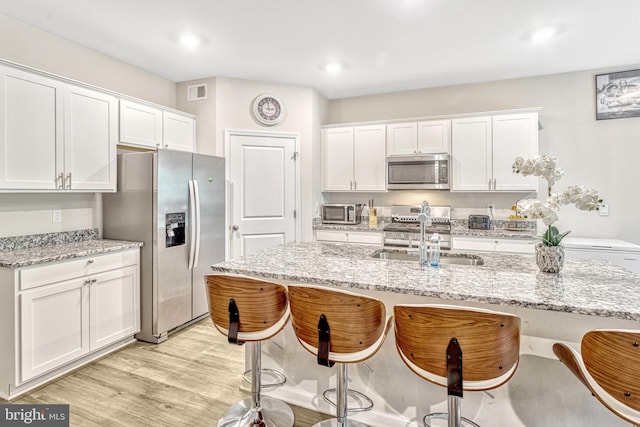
371,249 -> 484,266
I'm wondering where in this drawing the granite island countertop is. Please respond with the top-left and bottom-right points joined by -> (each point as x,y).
211,241 -> 640,321
0,239 -> 144,268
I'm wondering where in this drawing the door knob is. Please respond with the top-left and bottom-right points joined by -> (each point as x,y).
231,225 -> 239,231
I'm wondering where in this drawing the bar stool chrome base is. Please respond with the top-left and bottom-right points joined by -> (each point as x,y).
217,396 -> 295,427
313,418 -> 369,427
423,413 -> 480,427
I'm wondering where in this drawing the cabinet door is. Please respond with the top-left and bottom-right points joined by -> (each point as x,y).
119,100 -> 162,149
451,116 -> 492,191
64,86 -> 117,191
163,111 -> 195,152
386,122 -> 417,156
322,127 -> 354,191
492,113 -> 538,191
0,66 -> 63,190
451,236 -> 496,252
315,230 -> 349,242
354,125 -> 386,191
20,277 -> 90,383
417,120 -> 451,153
89,266 -> 140,351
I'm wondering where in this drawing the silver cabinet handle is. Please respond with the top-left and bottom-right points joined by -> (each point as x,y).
488,179 -> 491,190
57,173 -> 64,189
164,144 -> 169,148
156,143 -> 161,148
354,181 -> 357,190
66,172 -> 72,189
87,259 -> 94,264
91,278 -> 97,283
493,178 -> 497,189
231,225 -> 239,231
84,279 -> 91,284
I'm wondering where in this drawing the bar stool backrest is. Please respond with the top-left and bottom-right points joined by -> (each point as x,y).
582,330 -> 640,413
206,274 -> 289,341
394,304 -> 520,390
288,284 -> 388,363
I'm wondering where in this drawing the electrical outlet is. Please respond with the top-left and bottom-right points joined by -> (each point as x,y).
599,204 -> 609,216
52,210 -> 62,223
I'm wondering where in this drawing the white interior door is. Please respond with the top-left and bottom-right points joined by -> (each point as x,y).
228,131 -> 297,259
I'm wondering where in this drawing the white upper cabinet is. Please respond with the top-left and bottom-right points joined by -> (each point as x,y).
417,120 -> 451,153
64,86 -> 117,191
386,122 -> 417,156
353,125 -> 386,191
0,67 -> 62,190
0,65 -> 116,192
162,111 -> 195,152
119,99 -> 163,149
322,125 -> 386,192
322,127 -> 355,191
119,100 -> 195,152
387,120 -> 451,155
451,112 -> 538,192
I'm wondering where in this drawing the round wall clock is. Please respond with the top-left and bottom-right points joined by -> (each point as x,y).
251,94 -> 285,126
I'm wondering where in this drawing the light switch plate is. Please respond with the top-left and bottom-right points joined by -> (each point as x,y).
52,210 -> 62,223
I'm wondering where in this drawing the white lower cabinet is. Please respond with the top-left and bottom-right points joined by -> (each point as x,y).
315,229 -> 382,245
0,248 -> 140,399
452,236 -> 536,254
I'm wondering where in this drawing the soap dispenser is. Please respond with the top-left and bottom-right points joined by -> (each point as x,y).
429,233 -> 441,267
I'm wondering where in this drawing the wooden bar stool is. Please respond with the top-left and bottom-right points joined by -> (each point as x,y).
553,330 -> 640,426
206,274 -> 294,427
287,284 -> 392,427
393,304 -> 521,427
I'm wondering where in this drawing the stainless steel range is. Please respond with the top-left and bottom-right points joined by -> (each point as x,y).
383,205 -> 451,249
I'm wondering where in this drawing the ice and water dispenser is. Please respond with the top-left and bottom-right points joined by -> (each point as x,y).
165,212 -> 186,247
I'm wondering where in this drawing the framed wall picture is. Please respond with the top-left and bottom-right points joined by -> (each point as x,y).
595,69 -> 640,120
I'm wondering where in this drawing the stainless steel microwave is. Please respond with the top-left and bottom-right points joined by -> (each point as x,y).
321,204 -> 362,224
387,154 -> 450,190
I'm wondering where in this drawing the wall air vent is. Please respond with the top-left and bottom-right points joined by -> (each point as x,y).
187,83 -> 207,101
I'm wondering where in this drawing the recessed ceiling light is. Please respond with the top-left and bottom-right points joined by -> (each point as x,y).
322,61 -> 346,74
530,26 -> 556,43
178,33 -> 201,49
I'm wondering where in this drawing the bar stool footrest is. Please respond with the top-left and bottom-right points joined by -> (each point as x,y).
312,419 -> 369,427
322,388 -> 374,413
423,412 -> 480,427
242,368 -> 287,389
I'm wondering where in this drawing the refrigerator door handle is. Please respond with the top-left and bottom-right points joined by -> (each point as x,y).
193,179 -> 201,268
188,179 -> 196,270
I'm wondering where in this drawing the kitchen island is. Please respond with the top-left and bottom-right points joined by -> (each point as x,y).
211,242 -> 639,427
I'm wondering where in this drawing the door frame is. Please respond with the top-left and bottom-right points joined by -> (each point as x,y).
224,129 -> 301,260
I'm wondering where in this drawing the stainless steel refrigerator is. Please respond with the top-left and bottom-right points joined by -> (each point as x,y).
103,149 -> 225,343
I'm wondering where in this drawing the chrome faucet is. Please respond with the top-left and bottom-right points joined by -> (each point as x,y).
417,200 -> 431,265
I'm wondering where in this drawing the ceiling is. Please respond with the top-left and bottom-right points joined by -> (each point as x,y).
1,0 -> 640,100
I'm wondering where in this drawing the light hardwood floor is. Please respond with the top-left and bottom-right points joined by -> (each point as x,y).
11,319 -> 331,426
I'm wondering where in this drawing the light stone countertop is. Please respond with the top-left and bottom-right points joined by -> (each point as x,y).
0,239 -> 143,268
211,241 -> 640,321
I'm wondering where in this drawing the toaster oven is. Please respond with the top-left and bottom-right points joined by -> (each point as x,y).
321,204 -> 362,224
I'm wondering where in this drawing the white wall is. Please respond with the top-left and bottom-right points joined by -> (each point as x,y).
0,14 -> 175,107
0,14 -> 177,238
327,68 -> 640,244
